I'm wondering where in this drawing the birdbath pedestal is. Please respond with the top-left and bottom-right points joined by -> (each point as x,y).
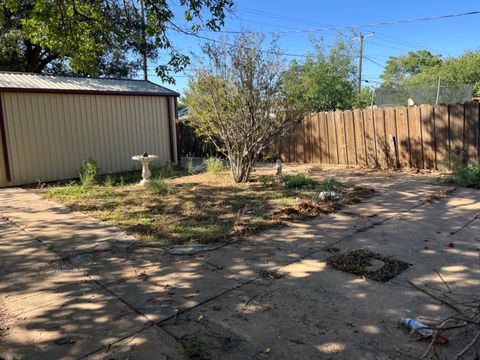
132,154 -> 158,185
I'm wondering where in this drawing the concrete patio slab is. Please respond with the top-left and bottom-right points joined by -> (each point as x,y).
85,325 -> 183,360
0,188 -> 135,257
1,167 -> 479,359
0,286 -> 150,360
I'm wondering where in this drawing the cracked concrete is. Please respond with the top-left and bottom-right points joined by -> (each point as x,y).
1,168 -> 479,359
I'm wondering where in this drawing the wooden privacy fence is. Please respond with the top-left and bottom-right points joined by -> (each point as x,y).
274,102 -> 480,170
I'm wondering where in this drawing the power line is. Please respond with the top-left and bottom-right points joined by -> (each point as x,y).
236,6 -> 335,29
167,25 -> 308,58
198,9 -> 480,35
364,56 -> 386,69
374,32 -> 446,54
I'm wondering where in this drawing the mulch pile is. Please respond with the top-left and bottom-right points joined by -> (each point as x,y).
326,249 -> 410,282
273,185 -> 375,219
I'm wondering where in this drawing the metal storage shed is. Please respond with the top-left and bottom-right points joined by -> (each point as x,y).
0,72 -> 179,187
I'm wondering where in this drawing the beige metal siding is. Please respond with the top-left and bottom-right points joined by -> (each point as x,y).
0,92 -> 172,186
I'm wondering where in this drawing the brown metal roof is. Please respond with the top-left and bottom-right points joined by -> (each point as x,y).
0,72 -> 179,96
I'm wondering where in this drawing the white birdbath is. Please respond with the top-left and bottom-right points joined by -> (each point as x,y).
132,154 -> 158,185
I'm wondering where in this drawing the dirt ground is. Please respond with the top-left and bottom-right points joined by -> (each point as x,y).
1,164 -> 480,359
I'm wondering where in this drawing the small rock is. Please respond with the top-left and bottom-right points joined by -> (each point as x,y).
365,259 -> 385,273
318,191 -> 340,201
448,243 -> 455,248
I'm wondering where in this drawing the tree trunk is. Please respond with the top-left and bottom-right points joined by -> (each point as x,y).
229,152 -> 256,183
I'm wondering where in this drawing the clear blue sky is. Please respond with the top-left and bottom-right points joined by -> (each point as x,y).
146,0 -> 479,95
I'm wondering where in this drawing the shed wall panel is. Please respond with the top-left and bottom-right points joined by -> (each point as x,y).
0,92 -> 171,186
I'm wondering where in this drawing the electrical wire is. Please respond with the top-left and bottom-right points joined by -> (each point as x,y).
364,56 -> 386,69
167,24 -> 308,58
197,10 -> 480,35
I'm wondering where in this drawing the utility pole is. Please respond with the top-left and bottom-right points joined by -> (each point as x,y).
139,0 -> 148,80
352,32 -> 374,100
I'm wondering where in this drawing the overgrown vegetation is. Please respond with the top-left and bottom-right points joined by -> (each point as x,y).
319,178 -> 340,191
145,178 -> 171,195
183,33 -> 305,183
441,152 -> 480,188
327,249 -> 410,282
203,156 -> 226,174
151,161 -> 173,179
184,336 -> 205,359
284,174 -> 318,189
79,158 -> 98,187
381,49 -> 480,95
44,168 -> 373,245
283,35 -> 363,111
0,0 -> 233,81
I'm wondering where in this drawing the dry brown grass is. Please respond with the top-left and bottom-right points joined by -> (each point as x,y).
42,167 -> 374,245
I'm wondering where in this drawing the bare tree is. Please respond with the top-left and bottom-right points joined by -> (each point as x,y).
183,33 -> 305,183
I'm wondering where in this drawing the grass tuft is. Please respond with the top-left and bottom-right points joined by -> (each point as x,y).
284,174 -> 318,189
145,178 -> 172,195
204,156 -> 227,174
319,178 -> 340,191
46,182 -> 88,200
184,336 -> 205,359
441,153 -> 480,188
151,161 -> 173,179
79,158 -> 98,187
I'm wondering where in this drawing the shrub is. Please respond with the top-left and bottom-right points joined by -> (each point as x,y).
79,158 -> 98,187
441,157 -> 480,188
204,156 -> 226,174
284,174 -> 318,189
186,156 -> 197,175
103,175 -> 115,187
151,161 -> 173,179
319,178 -> 340,192
184,336 -> 205,359
145,178 -> 171,195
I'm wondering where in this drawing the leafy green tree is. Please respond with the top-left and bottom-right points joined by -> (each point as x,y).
402,50 -> 480,94
183,34 -> 305,183
357,86 -> 376,108
380,50 -> 442,87
282,35 -> 357,112
0,0 -> 233,81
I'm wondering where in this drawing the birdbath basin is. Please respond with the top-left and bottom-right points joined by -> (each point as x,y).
132,154 -> 158,185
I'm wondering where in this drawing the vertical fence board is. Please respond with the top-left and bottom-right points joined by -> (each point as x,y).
363,108 -> 377,166
319,112 -> 328,163
344,110 -> 357,165
408,106 -> 423,169
306,114 -> 314,162
288,127 -> 296,163
335,110 -> 347,164
297,119 -> 305,163
353,109 -> 366,166
326,111 -> 337,163
435,104 -> 449,169
420,104 -> 435,169
383,107 -> 398,168
279,135 -> 287,162
274,102 -> 478,167
449,103 -> 465,154
374,108 -> 387,168
304,117 -> 310,162
396,106 -> 411,167
312,113 -> 321,162
464,102 -> 479,160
